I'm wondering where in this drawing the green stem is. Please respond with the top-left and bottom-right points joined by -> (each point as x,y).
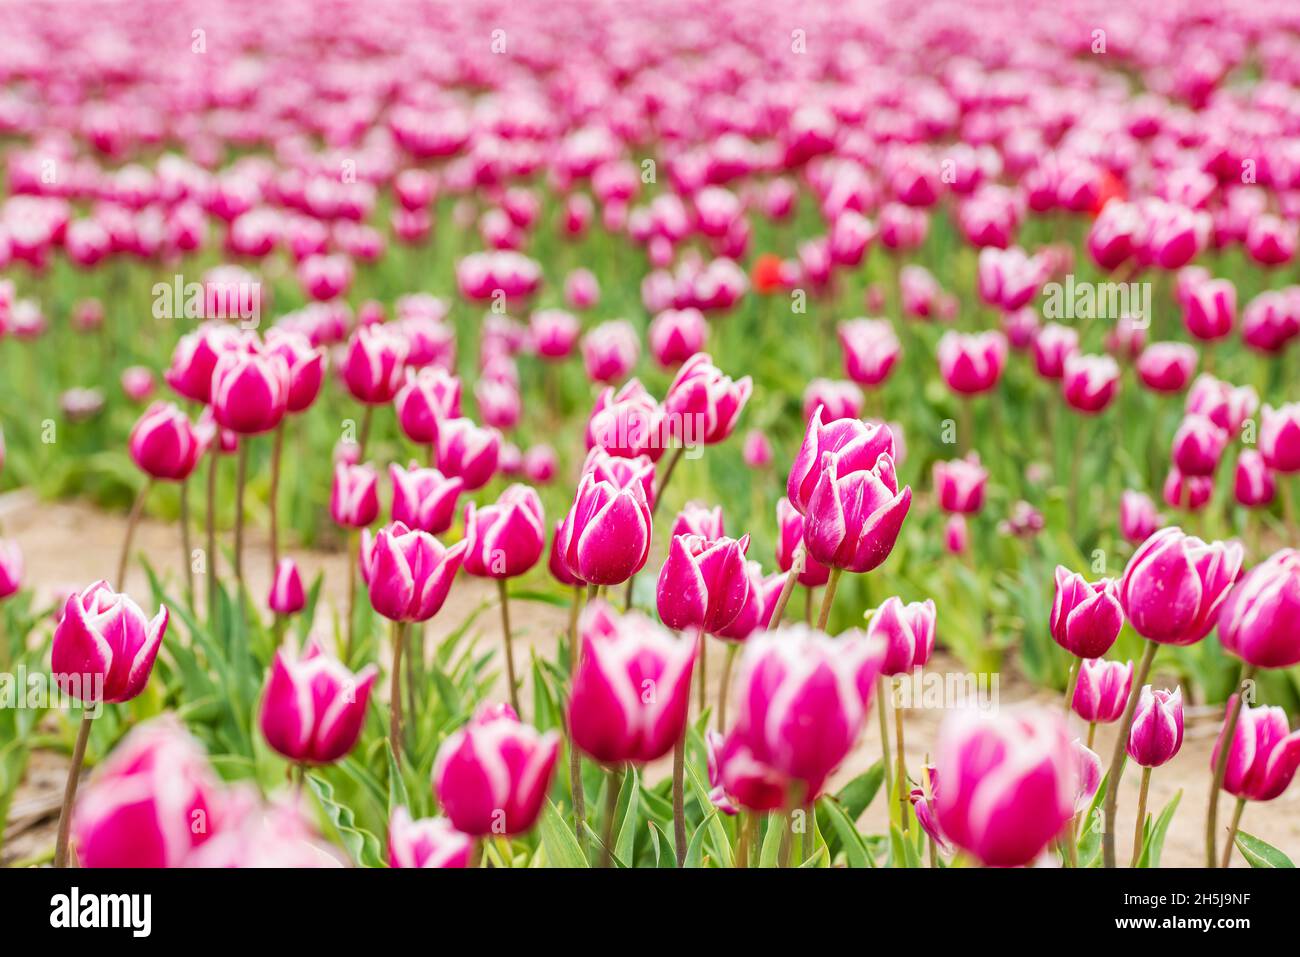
718,642 -> 739,732
877,675 -> 893,819
1206,663 -> 1256,867
1101,640 -> 1158,868
765,547 -> 803,628
389,619 -> 405,767
497,578 -> 520,715
1130,766 -> 1152,868
53,714 -> 94,868
1062,657 -> 1080,716
1221,798 -> 1247,869
233,440 -> 249,587
816,566 -> 842,631
116,479 -> 151,591
179,478 -> 194,609
269,419 -> 286,576
206,446 -> 218,622
600,765 -> 624,869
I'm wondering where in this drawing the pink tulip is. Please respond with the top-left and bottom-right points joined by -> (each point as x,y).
0,540 -> 22,600
586,380 -> 666,462
1120,527 -> 1244,646
1242,290 -> 1300,353
1171,414 -> 1229,477
435,417 -> 501,491
648,308 -> 707,369
1120,490 -> 1161,544
937,331 -> 1007,395
565,268 -> 600,310
72,718 -> 224,867
1217,549 -> 1300,669
944,513 -> 969,555
1260,403 -> 1300,473
1211,697 -> 1300,802
360,522 -> 466,623
331,463 -> 379,528
556,470 -> 652,586
395,368 -> 461,446
1127,687 -> 1184,768
742,429 -> 773,469
1162,467 -> 1214,511
433,704 -> 560,836
716,565 -> 788,641
1182,278 -> 1236,341
838,318 -> 901,388
1071,657 -> 1133,723
934,707 -> 1076,868
120,366 -> 155,402
211,345 -> 290,435
1245,215 -> 1297,267
1234,449 -> 1276,508
868,596 -> 937,676
1062,353 -> 1120,414
1050,566 -> 1124,660
265,329 -> 326,413
530,309 -> 581,360
804,447 -> 912,574
182,793 -> 344,868
662,352 -> 752,446
341,324 -> 408,405
977,246 -> 1045,311
164,324 -> 244,404
1136,343 -> 1197,393
657,533 -> 751,634
728,626 -> 883,796
582,446 -> 656,510
52,582 -> 167,704
129,402 -> 204,481
1032,324 -> 1080,381
463,484 -> 546,579
568,601 -> 697,764
268,558 -> 305,616
709,728 -> 787,812
1186,375 -> 1258,436
389,463 -> 462,535
548,519 -> 581,587
933,455 -> 988,514
801,379 -> 864,423
775,497 -> 831,587
671,502 -> 725,540
388,807 -> 472,869
1073,739 -> 1102,814
259,642 -> 378,764
787,408 -> 895,515
581,320 -> 639,383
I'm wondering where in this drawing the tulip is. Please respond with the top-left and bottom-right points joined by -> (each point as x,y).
933,454 -> 988,514
787,408 -> 895,514
394,367 -> 463,447
129,402 -> 204,481
52,581 -> 168,705
710,729 -> 789,814
1071,657 -> 1133,723
268,558 -> 305,616
944,514 -> 969,555
671,502 -> 724,541
1234,449 -> 1276,508
530,309 -> 580,360
715,565 -> 787,642
1217,549 -> 1300,669
331,463 -> 380,528
1120,490 -> 1161,544
868,596 -> 936,677
586,380 -> 667,462
1128,687 -> 1184,768
1212,698 -> 1300,802
210,345 -> 290,435
742,429 -> 772,469
1162,467 -> 1214,511
1120,527 -> 1243,646
1050,566 -> 1124,659
433,704 -> 561,837
388,807 -> 472,868
838,318 -> 901,388
548,519 -> 581,587
1171,414 -> 1229,477
801,379 -> 864,423
803,448 -> 912,575
581,320 -> 640,383
556,471 -> 652,586
775,496 -> 831,588
728,626 -> 883,797
662,352 -> 752,447
390,463 -> 462,535
341,324 -> 408,405
1062,353 -> 1120,414
1260,403 -> 1300,473
165,324 -> 245,404
120,366 -> 155,402
259,642 -> 378,764
1182,278 -> 1236,341
1136,343 -> 1198,393
657,533 -> 752,634
360,522 -> 465,624
977,246 -> 1045,311
565,268 -> 600,310
933,707 -> 1076,868
435,417 -> 501,491
1186,375 -> 1258,436
568,601 -> 696,764
265,329 -> 326,413
183,794 -> 344,868
71,718 -> 224,868
0,540 -> 21,600
649,308 -> 707,369
582,446 -> 656,509
1032,323 -> 1079,380
937,331 -> 1007,395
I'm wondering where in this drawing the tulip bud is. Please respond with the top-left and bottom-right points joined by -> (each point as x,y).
715,564 -> 788,640
937,331 -> 1007,395
648,308 -> 707,369
435,417 -> 501,491
395,367 -> 461,445
1217,549 -> 1300,668
934,707 -> 1076,867
165,324 -> 244,404
129,402 -> 204,481
671,502 -> 724,540
211,345 -> 290,435
268,558 -> 305,616
463,484 -> 546,579
586,380 -> 667,462
1171,413 -> 1229,477
1120,490 -> 1160,544
1211,697 -> 1300,802
389,463 -> 462,535
388,807 -> 472,868
568,601 -> 697,764
1161,467 -> 1213,511
775,497 -> 831,587
742,429 -> 773,469
933,454 -> 988,514
1136,342 -> 1197,393
710,728 -> 788,812
804,450 -> 912,574
1182,278 -> 1236,341
1120,527 -> 1242,645
265,329 -> 326,413
1071,657 -> 1133,723
944,513 -> 969,555
581,320 -> 639,383
1234,449 -> 1276,508
662,352 -> 752,446
259,642 -> 378,764
1062,353 -> 1120,414
867,596 -> 937,676
120,366 -> 155,402
1127,686 -> 1184,768
787,408 -> 895,515
342,324 -> 408,404
1032,324 -> 1079,380
1186,374 -> 1257,436
0,540 -> 22,599
1050,566 -> 1124,659
433,704 -> 561,836
548,519 -> 581,586
657,533 -> 752,634
361,522 -> 466,622
331,463 -> 380,528
52,581 -> 168,704
1260,403 -> 1300,473
801,378 -> 863,423
556,471 -> 652,586
1073,738 -> 1102,814
838,318 -> 901,388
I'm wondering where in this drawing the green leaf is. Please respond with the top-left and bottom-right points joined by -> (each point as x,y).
758,815 -> 785,868
538,799 -> 589,868
613,768 -> 640,866
1234,831 -> 1295,868
684,811 -> 718,869
683,732 -> 734,868
385,741 -> 410,818
1137,789 -> 1181,869
835,760 -> 886,821
819,797 -> 872,868
306,773 -> 384,868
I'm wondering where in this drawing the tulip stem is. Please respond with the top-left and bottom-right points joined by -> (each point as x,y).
718,642 -> 739,731
206,446 -> 218,622
569,585 -> 595,857
804,585 -> 813,624
1087,721 -> 1097,750
1221,797 -> 1246,869
53,713 -> 94,868
737,811 -> 757,868
877,675 -> 893,818
600,765 -> 623,869
671,729 -> 687,867
1206,663 -> 1256,867
1130,766 -> 1152,868
497,579 -> 520,715
269,419 -> 286,576
894,682 -> 909,831
766,547 -> 804,628
816,567 -> 842,631
1062,658 -> 1080,715
233,441 -> 249,588
651,446 -> 685,518
356,404 -> 374,461
115,479 -> 151,591
696,631 -> 708,717
179,479 -> 194,609
567,584 -> 582,678
389,619 -> 405,767
344,530 -> 358,666
1101,640 -> 1157,868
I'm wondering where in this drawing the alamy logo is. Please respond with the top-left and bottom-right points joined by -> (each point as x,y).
49,887 -> 152,937
1041,274 -> 1151,327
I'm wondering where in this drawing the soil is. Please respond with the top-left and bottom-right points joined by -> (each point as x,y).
3,497 -> 1297,868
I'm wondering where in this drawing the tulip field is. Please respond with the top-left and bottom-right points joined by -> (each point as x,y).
1,0 -> 1300,883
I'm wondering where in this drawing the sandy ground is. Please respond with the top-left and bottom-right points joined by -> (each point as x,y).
3,496 -> 1297,868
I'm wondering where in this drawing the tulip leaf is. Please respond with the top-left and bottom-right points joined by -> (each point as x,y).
647,821 -> 677,869
758,814 -> 785,868
385,741 -> 410,818
306,773 -> 384,868
1075,770 -> 1110,868
613,767 -> 640,865
800,845 -> 829,868
1137,789 -> 1181,869
834,760 -> 885,821
1234,831 -> 1295,868
819,797 -> 872,868
685,810 -> 718,869
538,798 -> 589,868
683,748 -> 734,868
